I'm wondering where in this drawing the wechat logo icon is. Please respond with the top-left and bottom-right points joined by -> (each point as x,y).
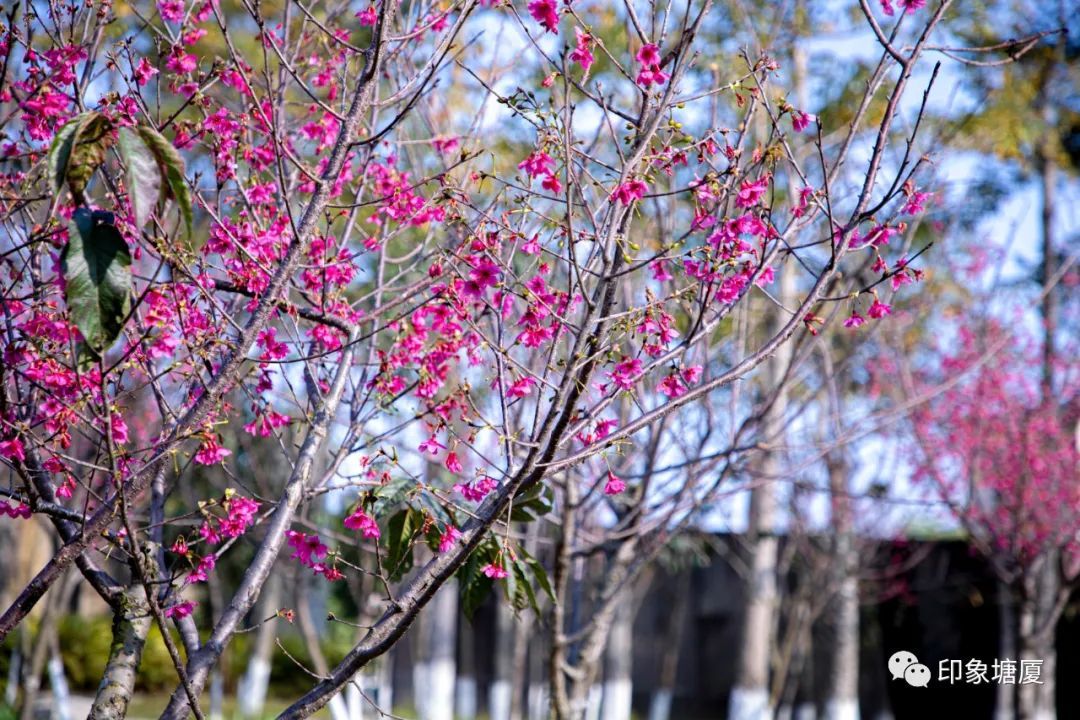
889,650 -> 931,688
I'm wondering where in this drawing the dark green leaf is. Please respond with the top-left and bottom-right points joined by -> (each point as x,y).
135,125 -> 193,243
117,127 -> 162,228
509,558 -> 539,614
458,550 -> 495,619
47,112 -> 96,196
526,557 -> 555,602
61,209 -> 132,354
384,508 -> 418,581
65,114 -> 114,201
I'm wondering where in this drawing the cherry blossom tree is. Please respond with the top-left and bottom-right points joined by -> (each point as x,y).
0,0 -> 1003,717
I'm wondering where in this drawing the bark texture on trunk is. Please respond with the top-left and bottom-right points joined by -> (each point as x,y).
89,589 -> 152,720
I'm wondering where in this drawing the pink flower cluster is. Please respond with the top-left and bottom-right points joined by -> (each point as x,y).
635,43 -> 668,87
527,0 -> 559,33
603,472 -> 626,496
455,476 -> 498,502
286,530 -> 343,581
1,501 -> 31,520
343,507 -> 381,539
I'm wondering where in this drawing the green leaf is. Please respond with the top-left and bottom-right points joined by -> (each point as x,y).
517,545 -> 555,605
65,114 -> 114,201
135,125 -> 193,243
508,558 -> 538,614
458,549 -> 495,619
117,127 -> 162,228
526,557 -> 555,603
61,209 -> 132,354
510,483 -> 553,522
383,508 -> 418,581
47,112 -> 96,196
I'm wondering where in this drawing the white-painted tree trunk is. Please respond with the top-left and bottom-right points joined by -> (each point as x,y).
238,571 -> 281,720
585,686 -> 602,720
527,683 -> 549,720
455,603 -> 477,720
455,676 -> 478,720
824,453 -> 859,720
209,670 -> 225,720
328,694 -> 350,720
729,262 -> 793,720
345,681 -> 365,720
647,690 -> 672,720
423,579 -> 458,720
600,592 -> 634,720
47,651 -> 71,720
490,599 -> 517,720
5,645 -> 19,706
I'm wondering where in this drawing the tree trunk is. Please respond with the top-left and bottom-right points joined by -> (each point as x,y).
424,580 -> 458,720
89,589 -> 152,720
527,629 -> 548,720
47,640 -> 72,720
648,571 -> 690,720
730,262 -> 792,720
455,608 -> 477,720
1016,572 -> 1056,720
599,591 -> 634,720
296,574 -> 350,720
824,456 -> 859,720
490,598 -> 516,720
238,570 -> 281,720
996,581 -> 1017,720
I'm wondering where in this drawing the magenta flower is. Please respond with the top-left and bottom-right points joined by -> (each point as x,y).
604,472 -> 627,496
635,43 -> 662,67
518,151 -> 555,178
164,600 -> 196,619
356,6 -> 377,26
344,508 -> 381,539
194,435 -> 231,465
0,437 -> 25,462
613,179 -> 648,205
868,299 -> 892,319
569,28 -> 595,71
483,562 -> 509,579
527,0 -> 559,34
844,312 -> 866,329
438,526 -> 463,553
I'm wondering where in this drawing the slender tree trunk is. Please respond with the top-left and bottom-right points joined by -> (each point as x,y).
410,564 -> 432,719
648,572 -> 690,720
527,628 -> 548,720
424,580 -> 458,720
239,570 -> 281,720
18,596 -> 57,720
455,608 -> 477,720
490,598 -> 517,720
296,575 -> 349,720
1017,560 -> 1058,720
730,263 -> 793,720
996,581 -> 1017,720
47,637 -> 71,720
599,590 -> 634,720
824,456 -> 859,720
510,606 -> 530,720
5,640 -> 20,707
